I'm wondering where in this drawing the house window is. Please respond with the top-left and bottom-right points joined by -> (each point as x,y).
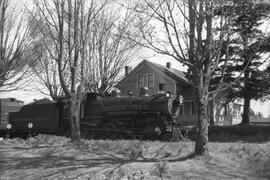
159,83 -> 165,91
138,74 -> 154,89
224,104 -> 228,117
183,101 -> 195,115
138,75 -> 144,89
148,74 -> 154,89
233,109 -> 241,118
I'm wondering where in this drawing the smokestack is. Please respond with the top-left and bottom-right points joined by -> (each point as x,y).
166,62 -> 171,69
125,66 -> 132,77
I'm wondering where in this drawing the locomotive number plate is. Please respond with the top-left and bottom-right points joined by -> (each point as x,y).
166,125 -> 172,132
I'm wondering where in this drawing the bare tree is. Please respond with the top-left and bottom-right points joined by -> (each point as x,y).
0,0 -> 33,91
28,17 -> 65,100
29,0 -> 140,137
30,0 -> 107,141
30,1 -> 139,99
31,49 -> 64,100
84,6 -> 140,94
130,0 -> 235,155
27,0 -> 139,141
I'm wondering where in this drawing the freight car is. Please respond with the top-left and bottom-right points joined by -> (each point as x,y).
1,91 -> 181,140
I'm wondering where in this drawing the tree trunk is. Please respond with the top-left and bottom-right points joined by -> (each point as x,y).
68,93 -> 81,142
240,69 -> 251,125
195,91 -> 209,155
209,100 -> 215,126
241,97 -> 250,125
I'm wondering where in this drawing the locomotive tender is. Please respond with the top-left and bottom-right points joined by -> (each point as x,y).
1,99 -> 68,138
1,91 -> 181,139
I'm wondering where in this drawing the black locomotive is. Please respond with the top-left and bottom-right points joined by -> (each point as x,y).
1,91 -> 181,140
80,92 -> 178,139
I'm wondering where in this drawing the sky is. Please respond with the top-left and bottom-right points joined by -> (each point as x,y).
251,100 -> 270,117
1,48 -> 270,118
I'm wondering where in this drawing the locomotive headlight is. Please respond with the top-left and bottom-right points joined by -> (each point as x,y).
155,127 -> 161,135
6,123 -> 12,130
128,90 -> 133,96
28,122 -> 33,129
179,95 -> 184,105
166,91 -> 171,98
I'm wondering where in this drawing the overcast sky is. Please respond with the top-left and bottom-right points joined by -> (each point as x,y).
1,47 -> 270,118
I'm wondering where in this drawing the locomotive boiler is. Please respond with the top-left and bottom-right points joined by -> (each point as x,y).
80,92 -> 178,139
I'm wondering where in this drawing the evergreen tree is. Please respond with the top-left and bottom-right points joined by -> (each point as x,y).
213,0 -> 270,125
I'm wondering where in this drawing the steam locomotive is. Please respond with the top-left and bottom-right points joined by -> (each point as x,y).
1,90 -> 181,140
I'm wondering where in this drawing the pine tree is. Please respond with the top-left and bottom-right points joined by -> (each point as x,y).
213,0 -> 270,125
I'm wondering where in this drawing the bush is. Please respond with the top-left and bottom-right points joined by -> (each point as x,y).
187,125 -> 270,142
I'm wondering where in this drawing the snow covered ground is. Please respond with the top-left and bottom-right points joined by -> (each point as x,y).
0,134 -> 270,179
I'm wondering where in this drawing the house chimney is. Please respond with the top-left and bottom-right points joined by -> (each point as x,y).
166,62 -> 171,69
125,66 -> 132,77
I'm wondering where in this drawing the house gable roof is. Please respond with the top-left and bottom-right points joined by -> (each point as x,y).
117,60 -> 190,88
150,61 -> 190,85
